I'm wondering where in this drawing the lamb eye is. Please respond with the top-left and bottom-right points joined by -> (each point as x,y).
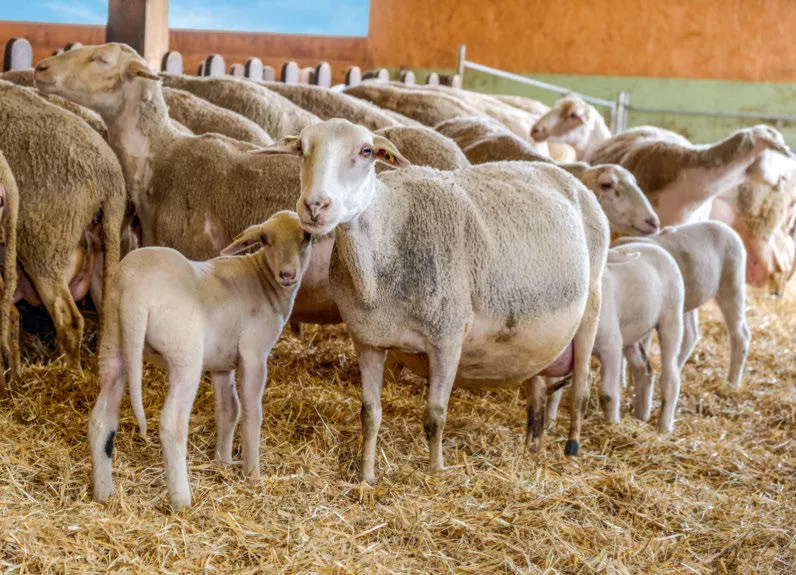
303,231 -> 312,242
600,182 -> 612,191
360,146 -> 372,157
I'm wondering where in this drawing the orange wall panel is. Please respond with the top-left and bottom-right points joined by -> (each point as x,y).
368,0 -> 796,82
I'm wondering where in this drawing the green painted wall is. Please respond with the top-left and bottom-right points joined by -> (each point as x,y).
397,68 -> 796,146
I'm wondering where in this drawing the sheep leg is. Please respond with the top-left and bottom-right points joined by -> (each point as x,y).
716,285 -> 750,390
677,310 -> 700,369
89,349 -> 126,503
566,285 -> 601,456
545,385 -> 564,428
657,311 -> 684,433
6,304 -> 20,380
355,340 -> 386,483
525,376 -> 547,453
626,342 -> 654,422
239,358 -> 267,478
598,344 -> 623,424
212,370 -> 240,466
160,362 -> 203,511
30,275 -> 84,370
425,341 -> 462,472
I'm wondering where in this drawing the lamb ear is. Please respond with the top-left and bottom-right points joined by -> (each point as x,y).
125,60 -> 160,81
220,225 -> 268,255
373,135 -> 410,168
250,136 -> 300,156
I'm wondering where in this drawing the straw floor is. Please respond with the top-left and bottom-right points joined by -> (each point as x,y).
0,282 -> 793,573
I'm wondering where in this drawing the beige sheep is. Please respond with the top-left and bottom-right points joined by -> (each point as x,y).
0,80 -> 125,368
258,119 -> 609,480
0,152 -> 20,395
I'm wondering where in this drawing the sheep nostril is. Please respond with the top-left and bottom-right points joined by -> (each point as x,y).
646,217 -> 660,230
279,270 -> 296,282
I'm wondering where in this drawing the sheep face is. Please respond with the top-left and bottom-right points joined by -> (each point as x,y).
583,165 -> 659,236
221,211 -> 312,289
254,119 -> 409,234
531,96 -> 591,144
33,43 -> 158,117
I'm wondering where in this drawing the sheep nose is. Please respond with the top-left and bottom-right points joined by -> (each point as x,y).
35,62 -> 49,72
279,270 -> 297,282
303,198 -> 331,223
530,127 -> 545,141
646,216 -> 660,232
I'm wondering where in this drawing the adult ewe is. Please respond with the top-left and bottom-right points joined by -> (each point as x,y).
584,125 -> 794,226
35,44 -> 338,325
0,152 -> 20,394
258,119 -> 609,481
0,80 -> 125,368
162,87 -> 273,146
531,94 -> 613,161
160,73 -> 318,140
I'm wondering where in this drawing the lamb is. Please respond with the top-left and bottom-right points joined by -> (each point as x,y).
35,44 -> 339,325
529,243 -> 685,451
613,221 -> 750,389
0,152 -> 20,395
261,82 -> 406,131
531,95 -> 613,161
159,73 -> 319,140
0,80 -> 125,368
162,87 -> 273,146
374,125 -> 470,172
89,211 -> 311,510
258,118 -> 609,481
584,125 -> 794,226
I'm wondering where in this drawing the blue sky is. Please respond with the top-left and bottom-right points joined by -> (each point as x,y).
0,1 -> 370,36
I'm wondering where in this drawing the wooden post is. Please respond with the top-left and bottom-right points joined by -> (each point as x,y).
106,0 -> 169,71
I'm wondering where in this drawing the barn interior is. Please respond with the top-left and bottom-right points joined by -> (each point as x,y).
0,1 -> 793,572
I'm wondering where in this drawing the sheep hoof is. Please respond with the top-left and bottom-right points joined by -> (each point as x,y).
564,440 -> 580,456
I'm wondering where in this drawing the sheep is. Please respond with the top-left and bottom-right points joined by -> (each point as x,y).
344,82 -> 489,130
530,243 -> 685,451
0,152 -> 20,396
0,69 -> 34,86
435,115 -> 555,164
584,125 -> 795,226
257,118 -> 609,481
89,211 -> 312,511
613,221 -> 750,389
711,174 -> 796,294
162,87 -> 273,146
374,125 -> 470,172
35,44 -> 339,326
492,94 -> 551,117
0,80 -> 125,368
531,94 -> 613,161
159,73 -> 319,140
261,82 -> 406,131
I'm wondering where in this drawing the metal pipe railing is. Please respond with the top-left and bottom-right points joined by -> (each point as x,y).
456,44 -> 796,134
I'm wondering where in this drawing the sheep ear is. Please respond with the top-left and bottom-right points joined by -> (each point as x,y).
373,135 -> 410,168
559,162 -> 588,179
220,225 -> 267,255
125,60 -> 160,81
250,136 -> 300,156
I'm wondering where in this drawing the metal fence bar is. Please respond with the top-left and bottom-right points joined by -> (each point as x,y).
461,60 -> 616,108
627,104 -> 796,123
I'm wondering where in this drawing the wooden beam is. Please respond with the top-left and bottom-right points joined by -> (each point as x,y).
106,0 -> 169,70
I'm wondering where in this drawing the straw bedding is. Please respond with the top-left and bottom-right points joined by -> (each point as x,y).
0,282 -> 793,573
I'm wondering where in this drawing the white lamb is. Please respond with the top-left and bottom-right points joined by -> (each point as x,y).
88,211 -> 312,511
532,243 -> 685,451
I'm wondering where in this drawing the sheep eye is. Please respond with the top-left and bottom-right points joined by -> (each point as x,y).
360,146 -> 372,157
303,231 -> 312,242
295,143 -> 303,154
600,182 -> 612,191
570,113 -> 580,120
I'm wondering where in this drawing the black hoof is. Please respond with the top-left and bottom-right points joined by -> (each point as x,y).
564,439 -> 579,456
